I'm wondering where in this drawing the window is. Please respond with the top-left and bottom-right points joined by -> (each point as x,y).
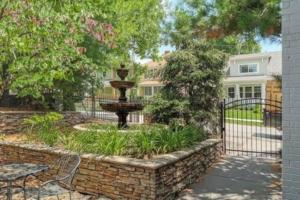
254,86 -> 262,98
240,87 -> 244,98
239,64 -> 258,73
227,87 -> 235,98
245,87 -> 253,98
239,86 -> 262,99
144,87 -> 152,96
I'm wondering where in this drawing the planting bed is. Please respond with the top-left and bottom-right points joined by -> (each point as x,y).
0,139 -> 222,200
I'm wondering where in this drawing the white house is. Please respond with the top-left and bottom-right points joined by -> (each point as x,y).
224,51 -> 282,100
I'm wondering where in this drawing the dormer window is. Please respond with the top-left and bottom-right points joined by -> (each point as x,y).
239,63 -> 258,73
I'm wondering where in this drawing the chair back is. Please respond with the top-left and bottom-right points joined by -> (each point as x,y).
52,154 -> 81,189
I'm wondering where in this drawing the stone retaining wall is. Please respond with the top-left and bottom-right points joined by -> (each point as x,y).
0,111 -> 86,134
0,139 -> 222,199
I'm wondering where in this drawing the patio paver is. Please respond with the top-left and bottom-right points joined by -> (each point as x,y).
178,156 -> 281,200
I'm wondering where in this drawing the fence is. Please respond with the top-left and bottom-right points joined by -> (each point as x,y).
74,95 -> 152,124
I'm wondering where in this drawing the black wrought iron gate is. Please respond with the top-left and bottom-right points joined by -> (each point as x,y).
221,98 -> 282,158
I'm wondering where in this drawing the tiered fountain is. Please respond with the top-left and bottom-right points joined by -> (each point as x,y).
100,64 -> 144,129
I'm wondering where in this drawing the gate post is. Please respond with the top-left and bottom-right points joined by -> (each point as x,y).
220,99 -> 226,153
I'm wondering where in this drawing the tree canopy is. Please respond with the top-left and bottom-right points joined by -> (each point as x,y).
0,0 -> 163,109
165,0 -> 281,53
148,40 -> 227,132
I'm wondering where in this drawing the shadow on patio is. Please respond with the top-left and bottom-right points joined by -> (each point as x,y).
178,156 -> 281,200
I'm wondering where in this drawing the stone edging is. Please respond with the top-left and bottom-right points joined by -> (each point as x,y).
0,139 -> 222,199
0,139 -> 221,169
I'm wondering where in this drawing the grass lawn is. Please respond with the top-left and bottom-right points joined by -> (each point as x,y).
226,109 -> 263,120
225,105 -> 263,126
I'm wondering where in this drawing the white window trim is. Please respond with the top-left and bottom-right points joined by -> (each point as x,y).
144,86 -> 153,96
239,63 -> 259,74
227,86 -> 235,99
239,85 -> 262,99
143,85 -> 164,96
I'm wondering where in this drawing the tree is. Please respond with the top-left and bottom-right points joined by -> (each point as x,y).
165,0 -> 281,53
0,0 -> 163,109
273,74 -> 282,88
148,40 -> 227,132
206,0 -> 281,39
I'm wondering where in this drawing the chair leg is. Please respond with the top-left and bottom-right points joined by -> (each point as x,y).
69,191 -> 72,200
23,179 -> 27,200
23,189 -> 26,200
37,189 -> 41,200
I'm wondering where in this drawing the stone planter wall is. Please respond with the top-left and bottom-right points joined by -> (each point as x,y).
0,111 -> 87,134
0,139 -> 222,200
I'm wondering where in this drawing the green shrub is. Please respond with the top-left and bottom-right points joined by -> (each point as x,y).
24,112 -> 63,146
23,112 -> 63,132
132,124 -> 207,157
94,130 -> 128,155
132,127 -> 159,157
38,129 -> 59,147
27,119 -> 208,157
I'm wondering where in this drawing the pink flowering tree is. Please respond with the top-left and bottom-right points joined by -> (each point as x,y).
0,0 -> 163,110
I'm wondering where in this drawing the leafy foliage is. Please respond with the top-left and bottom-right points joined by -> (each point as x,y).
165,0 -> 281,53
148,40 -> 227,133
169,0 -> 280,39
24,112 -> 63,146
0,0 -> 163,109
207,0 -> 281,38
273,74 -> 282,88
27,123 -> 207,158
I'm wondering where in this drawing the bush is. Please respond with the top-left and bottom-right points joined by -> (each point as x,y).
132,124 -> 207,157
148,40 -> 228,134
24,112 -> 63,146
26,119 -> 208,157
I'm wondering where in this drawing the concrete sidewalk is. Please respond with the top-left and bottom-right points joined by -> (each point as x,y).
178,156 -> 281,200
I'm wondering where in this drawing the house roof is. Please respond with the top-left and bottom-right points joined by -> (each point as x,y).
143,52 -> 170,69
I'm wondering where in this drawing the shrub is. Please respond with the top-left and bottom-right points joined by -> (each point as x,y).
24,112 -> 63,146
23,112 -> 63,132
148,40 -> 228,135
132,124 -> 207,157
27,120 -> 208,157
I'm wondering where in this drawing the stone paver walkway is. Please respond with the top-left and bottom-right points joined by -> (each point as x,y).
178,156 -> 281,200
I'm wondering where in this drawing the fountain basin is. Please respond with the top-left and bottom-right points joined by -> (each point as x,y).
110,81 -> 135,89
100,102 -> 144,113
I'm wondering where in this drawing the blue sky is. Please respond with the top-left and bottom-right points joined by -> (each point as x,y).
159,40 -> 282,55
137,40 -> 281,64
260,39 -> 282,52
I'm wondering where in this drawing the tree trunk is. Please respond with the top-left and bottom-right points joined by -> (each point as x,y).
0,63 -> 11,106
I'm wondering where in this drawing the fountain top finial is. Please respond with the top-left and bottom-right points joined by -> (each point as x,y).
117,63 -> 128,81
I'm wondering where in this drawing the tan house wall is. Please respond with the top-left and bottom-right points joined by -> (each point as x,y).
266,80 -> 282,112
266,80 -> 282,102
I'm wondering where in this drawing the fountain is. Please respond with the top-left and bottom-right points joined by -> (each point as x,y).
100,64 -> 144,129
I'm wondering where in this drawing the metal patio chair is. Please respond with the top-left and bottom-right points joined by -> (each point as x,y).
25,154 -> 81,200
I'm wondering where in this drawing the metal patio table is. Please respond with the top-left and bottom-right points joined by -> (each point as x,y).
0,163 -> 49,200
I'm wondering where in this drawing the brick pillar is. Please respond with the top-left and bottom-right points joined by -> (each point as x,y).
282,0 -> 300,199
